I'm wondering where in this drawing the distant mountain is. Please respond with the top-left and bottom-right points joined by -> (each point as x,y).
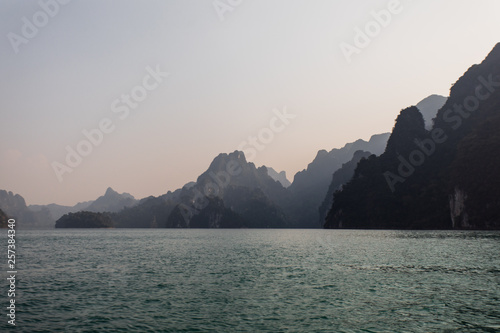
6,89 -> 451,230
29,201 -> 92,221
86,187 -> 138,213
266,167 -> 291,188
28,187 -> 137,222
0,190 -> 28,216
290,133 -> 390,194
0,190 -> 52,229
416,94 -> 448,129
326,43 -> 500,230
109,152 -> 293,229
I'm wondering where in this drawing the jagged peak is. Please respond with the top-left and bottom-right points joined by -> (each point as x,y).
101,187 -> 135,200
386,106 -> 426,154
198,150 -> 255,185
105,187 -> 117,196
211,151 -> 248,166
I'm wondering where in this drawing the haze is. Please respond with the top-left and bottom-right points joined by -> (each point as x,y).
1,0 -> 499,205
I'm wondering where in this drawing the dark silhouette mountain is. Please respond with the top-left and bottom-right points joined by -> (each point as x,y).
286,94 -> 442,229
142,95 -> 442,230
8,89 -> 453,230
85,187 -> 138,213
385,106 -> 428,155
318,150 -> 372,225
266,167 -> 291,188
448,114 -> 500,228
326,43 -> 500,230
416,94 -> 448,129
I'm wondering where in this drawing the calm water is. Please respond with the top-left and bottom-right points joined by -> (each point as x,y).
1,229 -> 499,332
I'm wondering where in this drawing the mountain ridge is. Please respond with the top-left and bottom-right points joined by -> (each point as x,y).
325,43 -> 500,230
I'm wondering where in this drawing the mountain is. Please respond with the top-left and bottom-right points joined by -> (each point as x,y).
0,190 -> 28,217
289,133 -> 390,196
325,43 -> 500,230
111,191 -> 181,228
166,107 -> 441,230
286,133 -> 390,227
29,201 -> 92,221
318,150 -> 372,225
28,188 -> 137,223
416,94 -> 448,129
110,151 -> 290,228
290,133 -> 390,194
0,190 -> 53,229
266,167 -> 291,188
2,91 -> 453,230
170,197 -> 247,229
85,187 -> 138,213
165,151 -> 290,228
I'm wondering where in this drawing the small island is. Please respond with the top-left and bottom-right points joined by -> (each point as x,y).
55,211 -> 114,228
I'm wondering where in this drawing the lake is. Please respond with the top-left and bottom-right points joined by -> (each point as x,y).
2,229 -> 500,332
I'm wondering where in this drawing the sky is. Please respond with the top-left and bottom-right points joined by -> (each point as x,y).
1,0 -> 499,206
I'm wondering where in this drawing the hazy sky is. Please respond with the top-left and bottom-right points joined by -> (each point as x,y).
1,0 -> 499,205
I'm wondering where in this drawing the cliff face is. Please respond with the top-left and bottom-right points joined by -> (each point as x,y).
449,187 -> 469,229
325,43 -> 500,230
447,111 -> 500,229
